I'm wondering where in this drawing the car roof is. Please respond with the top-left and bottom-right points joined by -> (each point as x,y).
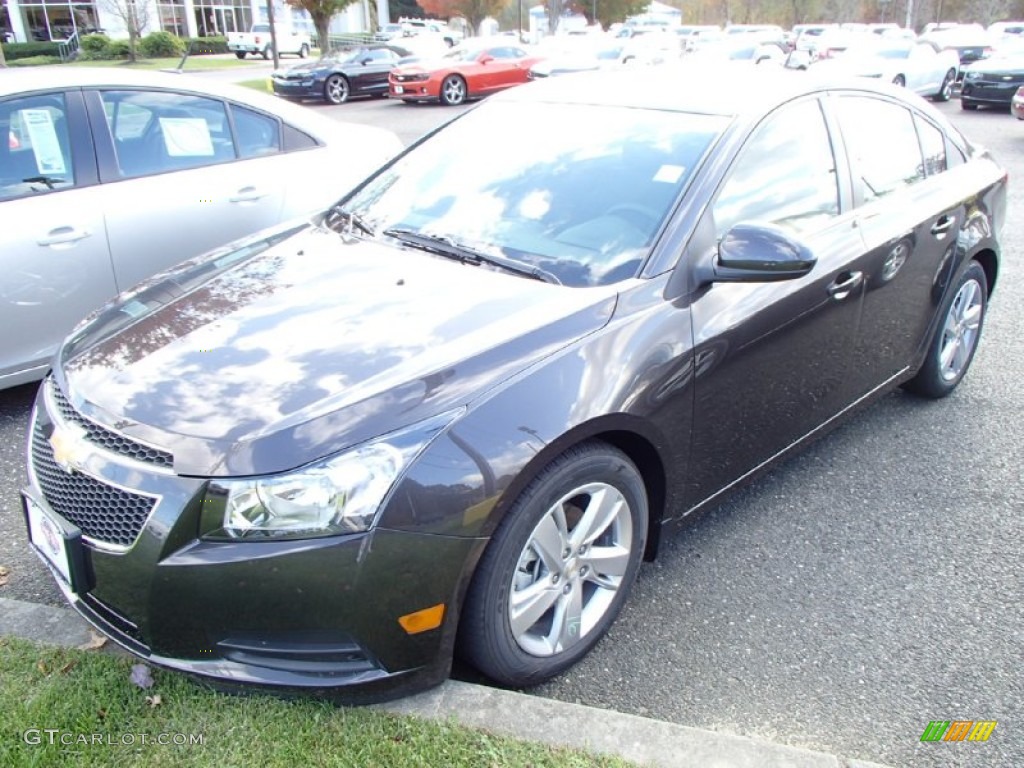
494,64 -> 910,118
0,66 -> 371,143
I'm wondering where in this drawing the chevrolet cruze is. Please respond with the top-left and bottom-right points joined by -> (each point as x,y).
23,66 -> 1006,701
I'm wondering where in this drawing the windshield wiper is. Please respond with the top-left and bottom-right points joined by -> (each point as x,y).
383,228 -> 561,285
327,206 -> 375,238
22,175 -> 64,190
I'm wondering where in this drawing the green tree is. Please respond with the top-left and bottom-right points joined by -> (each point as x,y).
567,0 -> 646,27
418,0 -> 509,35
287,0 -> 360,54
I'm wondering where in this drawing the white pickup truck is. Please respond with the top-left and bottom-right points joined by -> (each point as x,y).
227,24 -> 312,60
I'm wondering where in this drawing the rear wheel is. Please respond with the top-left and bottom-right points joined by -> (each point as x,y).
299,44 -> 310,58
234,51 -> 246,59
458,442 -> 648,686
261,45 -> 272,60
903,261 -> 987,399
440,74 -> 467,106
324,74 -> 350,105
933,69 -> 955,102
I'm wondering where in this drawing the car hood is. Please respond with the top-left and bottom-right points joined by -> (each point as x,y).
57,225 -> 617,476
965,54 -> 1024,73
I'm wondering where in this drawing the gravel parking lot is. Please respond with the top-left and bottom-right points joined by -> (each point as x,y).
0,92 -> 1019,768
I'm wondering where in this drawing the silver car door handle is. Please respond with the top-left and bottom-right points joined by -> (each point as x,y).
229,186 -> 268,203
827,271 -> 863,300
37,226 -> 92,246
930,215 -> 955,237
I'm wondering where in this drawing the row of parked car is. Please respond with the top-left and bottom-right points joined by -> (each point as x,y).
263,22 -> 1024,115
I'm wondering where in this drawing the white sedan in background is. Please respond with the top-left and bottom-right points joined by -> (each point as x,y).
812,39 -> 960,101
0,68 -> 402,390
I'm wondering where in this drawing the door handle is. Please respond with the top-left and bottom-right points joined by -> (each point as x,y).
37,226 -> 92,247
930,216 -> 955,237
827,271 -> 863,300
229,186 -> 268,203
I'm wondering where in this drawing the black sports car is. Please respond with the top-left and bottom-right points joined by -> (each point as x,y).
960,53 -> 1024,109
271,45 -> 412,104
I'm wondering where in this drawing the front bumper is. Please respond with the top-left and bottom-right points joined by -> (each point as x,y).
271,77 -> 321,99
960,79 -> 1024,107
23,378 -> 486,702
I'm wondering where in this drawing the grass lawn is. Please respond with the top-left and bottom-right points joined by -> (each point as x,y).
67,56 -> 261,71
0,637 -> 634,768
237,78 -> 273,93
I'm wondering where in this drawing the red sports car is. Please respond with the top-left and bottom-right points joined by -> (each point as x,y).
389,43 -> 543,105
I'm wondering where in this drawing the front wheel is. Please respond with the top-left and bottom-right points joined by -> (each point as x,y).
903,261 -> 988,399
961,100 -> 978,111
299,44 -> 309,58
261,45 -> 272,60
892,74 -> 906,87
933,69 -> 955,102
440,74 -> 467,106
324,74 -> 350,105
458,442 -> 648,686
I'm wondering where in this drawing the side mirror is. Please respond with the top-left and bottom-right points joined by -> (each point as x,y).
479,54 -> 494,64
712,223 -> 816,282
360,57 -> 372,65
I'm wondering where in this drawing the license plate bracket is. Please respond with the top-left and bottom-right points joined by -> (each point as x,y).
24,494 -> 93,594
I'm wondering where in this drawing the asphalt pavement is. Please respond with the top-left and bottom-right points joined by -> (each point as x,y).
0,70 -> 1020,768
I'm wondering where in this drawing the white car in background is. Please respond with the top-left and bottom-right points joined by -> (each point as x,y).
0,68 -> 402,390
812,39 -> 960,101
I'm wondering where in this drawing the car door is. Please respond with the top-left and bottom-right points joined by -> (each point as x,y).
84,88 -> 286,292
682,96 -> 868,508
480,47 -> 529,92
352,48 -> 400,95
907,42 -> 942,93
830,94 -> 964,396
0,89 -> 115,384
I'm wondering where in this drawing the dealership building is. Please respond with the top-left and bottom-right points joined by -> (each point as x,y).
1,0 -> 388,44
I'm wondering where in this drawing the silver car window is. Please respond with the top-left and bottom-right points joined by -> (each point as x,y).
0,94 -> 76,201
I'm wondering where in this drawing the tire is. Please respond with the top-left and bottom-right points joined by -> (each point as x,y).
961,100 -> 978,111
261,45 -> 272,60
458,442 -> 648,687
892,74 -> 906,87
903,261 -> 987,399
324,74 -> 350,105
933,69 -> 955,102
234,51 -> 246,60
439,74 -> 467,106
299,44 -> 309,58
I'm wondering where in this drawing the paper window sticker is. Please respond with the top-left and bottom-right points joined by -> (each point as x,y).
21,109 -> 67,176
160,117 -> 215,157
653,165 -> 685,184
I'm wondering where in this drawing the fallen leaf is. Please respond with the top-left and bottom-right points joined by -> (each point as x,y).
36,659 -> 47,675
97,708 -> 107,720
78,631 -> 108,651
130,664 -> 154,689
145,694 -> 162,708
59,660 -> 76,675
0,565 -> 9,586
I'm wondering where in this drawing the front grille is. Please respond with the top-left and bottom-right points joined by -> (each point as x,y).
48,379 -> 173,469
31,422 -> 156,548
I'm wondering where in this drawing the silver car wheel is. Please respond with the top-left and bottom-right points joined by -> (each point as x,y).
441,75 -> 466,105
939,278 -> 983,382
508,481 -> 633,657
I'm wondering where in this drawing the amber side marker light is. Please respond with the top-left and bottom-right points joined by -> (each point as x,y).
398,603 -> 446,634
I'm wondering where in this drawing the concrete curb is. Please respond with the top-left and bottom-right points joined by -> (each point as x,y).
1,596 -> 893,768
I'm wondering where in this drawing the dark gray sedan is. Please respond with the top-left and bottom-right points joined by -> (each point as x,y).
23,66 -> 1006,702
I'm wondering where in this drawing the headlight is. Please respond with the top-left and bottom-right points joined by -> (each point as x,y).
964,70 -> 981,80
201,410 -> 461,540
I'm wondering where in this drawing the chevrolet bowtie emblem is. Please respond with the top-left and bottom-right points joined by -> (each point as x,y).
49,422 -> 90,474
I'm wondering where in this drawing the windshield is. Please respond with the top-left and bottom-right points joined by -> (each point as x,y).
339,101 -> 726,287
444,46 -> 485,61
